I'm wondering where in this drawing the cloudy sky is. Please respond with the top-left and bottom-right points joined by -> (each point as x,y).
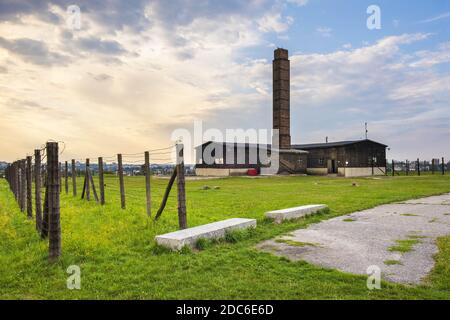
0,0 -> 449,162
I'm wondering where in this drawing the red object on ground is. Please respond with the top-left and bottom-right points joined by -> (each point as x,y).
247,168 -> 258,176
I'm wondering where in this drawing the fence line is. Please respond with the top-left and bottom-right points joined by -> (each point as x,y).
3,142 -> 188,263
388,157 -> 447,176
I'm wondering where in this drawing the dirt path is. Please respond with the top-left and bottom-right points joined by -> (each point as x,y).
257,194 -> 450,284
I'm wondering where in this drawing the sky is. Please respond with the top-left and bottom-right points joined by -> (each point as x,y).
0,0 -> 449,163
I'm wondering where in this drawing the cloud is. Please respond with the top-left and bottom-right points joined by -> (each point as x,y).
316,27 -> 332,37
0,37 -> 70,65
286,0 -> 309,6
409,43 -> 450,68
342,43 -> 352,49
0,1 -> 448,161
420,12 -> 450,23
76,37 -> 128,55
0,0 -> 61,24
283,33 -> 450,152
258,12 -> 294,33
7,98 -> 50,111
88,73 -> 113,82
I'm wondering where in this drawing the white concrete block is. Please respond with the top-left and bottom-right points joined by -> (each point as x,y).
155,218 -> 257,250
265,204 -> 327,223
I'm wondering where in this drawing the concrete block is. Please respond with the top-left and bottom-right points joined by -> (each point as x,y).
265,204 -> 327,223
155,218 -> 257,250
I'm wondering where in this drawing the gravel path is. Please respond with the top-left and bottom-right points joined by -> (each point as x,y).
257,194 -> 450,284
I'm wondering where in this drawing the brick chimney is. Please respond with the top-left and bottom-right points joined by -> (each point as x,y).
273,48 -> 291,149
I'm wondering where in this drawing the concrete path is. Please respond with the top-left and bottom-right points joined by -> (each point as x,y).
257,194 -> 450,284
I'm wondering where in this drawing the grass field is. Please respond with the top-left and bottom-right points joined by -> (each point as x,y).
1,174 -> 450,299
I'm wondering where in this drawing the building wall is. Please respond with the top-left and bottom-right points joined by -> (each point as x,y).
279,152 -> 307,174
304,141 -> 386,170
196,143 -> 270,169
306,168 -> 328,175
338,167 -> 386,177
195,168 -> 252,177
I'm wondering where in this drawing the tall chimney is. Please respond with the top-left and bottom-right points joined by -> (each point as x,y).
273,48 -> 291,149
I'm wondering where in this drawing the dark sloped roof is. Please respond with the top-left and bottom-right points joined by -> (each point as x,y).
292,139 -> 388,149
196,139 -> 387,150
195,141 -> 270,150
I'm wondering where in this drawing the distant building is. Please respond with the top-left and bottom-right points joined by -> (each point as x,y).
195,48 -> 388,177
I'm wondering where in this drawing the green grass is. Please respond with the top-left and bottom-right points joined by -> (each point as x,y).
275,239 -> 319,247
388,239 -> 420,253
1,174 -> 450,299
384,260 -> 402,266
343,218 -> 356,222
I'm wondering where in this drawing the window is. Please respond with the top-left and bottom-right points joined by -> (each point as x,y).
318,158 -> 324,165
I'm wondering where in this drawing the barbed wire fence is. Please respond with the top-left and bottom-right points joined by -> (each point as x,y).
4,141 -> 188,262
388,157 -> 447,176
5,142 -> 61,262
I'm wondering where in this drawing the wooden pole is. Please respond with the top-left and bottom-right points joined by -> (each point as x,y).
176,144 -> 187,229
65,161 -> 69,193
14,162 -> 19,201
442,157 -> 445,175
41,183 -> 49,239
85,159 -> 90,201
98,157 -> 105,205
26,156 -> 33,219
406,160 -> 409,176
417,158 -> 420,176
88,167 -> 99,202
47,142 -> 61,262
144,151 -> 151,217
20,159 -> 26,212
34,149 -> 42,232
432,159 -> 435,174
71,159 -> 77,196
118,154 -> 125,209
59,162 -> 62,193
154,167 -> 177,221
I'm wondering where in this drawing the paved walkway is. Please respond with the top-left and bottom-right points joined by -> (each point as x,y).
257,194 -> 450,284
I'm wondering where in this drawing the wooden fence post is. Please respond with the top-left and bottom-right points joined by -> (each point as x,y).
17,162 -> 21,205
71,159 -> 77,196
417,158 -> 420,176
154,167 -> 177,221
41,183 -> 49,239
176,144 -> 187,229
34,149 -> 42,232
26,156 -> 32,219
14,161 -> 19,201
84,159 -> 90,201
59,162 -> 62,193
20,159 -> 26,212
406,160 -> 409,176
432,159 -> 435,174
442,157 -> 445,175
118,154 -> 126,209
88,167 -> 99,202
47,142 -> 61,262
65,161 -> 69,193
145,151 -> 151,217
98,157 -> 105,205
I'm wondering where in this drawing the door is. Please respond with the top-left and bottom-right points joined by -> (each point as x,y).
328,159 -> 337,174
